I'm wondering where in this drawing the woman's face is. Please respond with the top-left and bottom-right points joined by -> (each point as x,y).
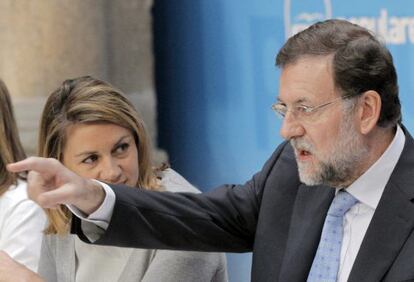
62,123 -> 139,187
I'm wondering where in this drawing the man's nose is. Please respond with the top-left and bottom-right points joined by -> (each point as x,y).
279,112 -> 305,140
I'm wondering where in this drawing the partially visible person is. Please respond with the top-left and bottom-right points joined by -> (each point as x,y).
0,251 -> 42,282
35,76 -> 227,282
0,79 -> 46,271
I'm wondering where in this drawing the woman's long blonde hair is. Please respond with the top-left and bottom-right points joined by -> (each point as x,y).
39,76 -> 160,234
0,79 -> 26,194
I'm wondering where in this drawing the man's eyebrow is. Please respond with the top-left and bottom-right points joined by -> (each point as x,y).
276,97 -> 311,104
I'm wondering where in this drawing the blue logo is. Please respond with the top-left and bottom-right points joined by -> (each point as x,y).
284,1 -> 414,45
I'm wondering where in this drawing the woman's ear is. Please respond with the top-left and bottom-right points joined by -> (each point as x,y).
356,90 -> 381,135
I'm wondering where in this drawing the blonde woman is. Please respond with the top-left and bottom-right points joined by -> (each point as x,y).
37,76 -> 227,282
0,80 -> 46,271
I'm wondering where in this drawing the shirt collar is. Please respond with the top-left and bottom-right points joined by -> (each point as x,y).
344,125 -> 405,209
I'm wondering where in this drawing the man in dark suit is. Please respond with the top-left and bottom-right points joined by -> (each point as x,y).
9,19 -> 414,281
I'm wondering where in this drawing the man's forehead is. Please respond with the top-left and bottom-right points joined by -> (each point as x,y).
278,56 -> 336,103
280,56 -> 334,77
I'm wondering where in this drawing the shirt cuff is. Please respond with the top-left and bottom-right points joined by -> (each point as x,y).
67,180 -> 115,230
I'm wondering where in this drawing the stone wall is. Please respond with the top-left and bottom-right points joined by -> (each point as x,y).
0,0 -> 166,163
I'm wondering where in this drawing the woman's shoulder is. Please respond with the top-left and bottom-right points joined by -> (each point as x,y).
0,180 -> 46,222
44,233 -> 74,245
41,234 -> 74,257
1,181 -> 29,206
158,168 -> 200,193
148,250 -> 228,281
155,249 -> 226,264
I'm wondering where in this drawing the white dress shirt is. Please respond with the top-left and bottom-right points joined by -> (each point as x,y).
337,125 -> 405,282
70,127 -> 406,281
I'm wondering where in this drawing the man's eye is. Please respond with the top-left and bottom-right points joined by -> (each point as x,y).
296,105 -> 312,113
82,155 -> 98,164
272,104 -> 287,116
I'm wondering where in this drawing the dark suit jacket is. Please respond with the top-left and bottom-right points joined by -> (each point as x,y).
73,131 -> 414,282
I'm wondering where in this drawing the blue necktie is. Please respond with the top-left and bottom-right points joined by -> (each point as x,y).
307,190 -> 358,282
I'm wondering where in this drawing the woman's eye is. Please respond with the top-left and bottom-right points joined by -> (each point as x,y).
115,143 -> 130,154
82,154 -> 98,164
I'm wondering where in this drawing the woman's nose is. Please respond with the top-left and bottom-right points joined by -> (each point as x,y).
100,159 -> 123,184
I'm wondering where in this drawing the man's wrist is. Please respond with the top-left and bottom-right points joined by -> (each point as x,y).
78,179 -> 106,215
67,180 -> 114,232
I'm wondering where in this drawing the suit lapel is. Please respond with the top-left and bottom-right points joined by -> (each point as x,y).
118,249 -> 143,281
56,235 -> 76,282
348,184 -> 414,281
68,237 -> 76,282
348,129 -> 414,281
278,184 -> 335,282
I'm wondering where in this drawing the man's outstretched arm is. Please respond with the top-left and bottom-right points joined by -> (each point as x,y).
7,142 -> 296,253
7,157 -> 105,215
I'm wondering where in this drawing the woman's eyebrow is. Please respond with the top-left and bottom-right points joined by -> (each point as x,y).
74,150 -> 98,158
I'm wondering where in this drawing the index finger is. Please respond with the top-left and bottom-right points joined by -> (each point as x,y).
7,157 -> 61,175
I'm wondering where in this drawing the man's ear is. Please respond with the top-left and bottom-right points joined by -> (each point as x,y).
357,90 -> 381,135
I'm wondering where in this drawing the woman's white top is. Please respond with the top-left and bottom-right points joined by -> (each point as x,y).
0,180 -> 46,271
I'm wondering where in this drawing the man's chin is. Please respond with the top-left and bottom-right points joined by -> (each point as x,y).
297,167 -> 321,186
299,176 -> 320,186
